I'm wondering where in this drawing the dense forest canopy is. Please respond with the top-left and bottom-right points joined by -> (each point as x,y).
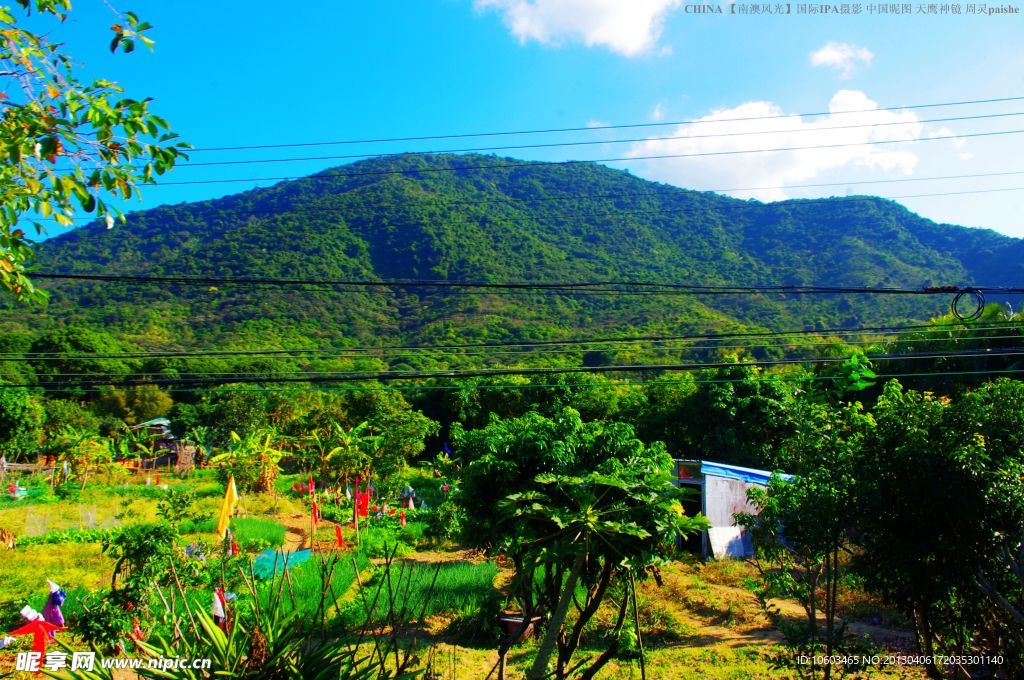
4,153 -> 1021,356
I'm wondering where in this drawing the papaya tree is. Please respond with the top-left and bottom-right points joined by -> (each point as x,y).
455,408 -> 707,679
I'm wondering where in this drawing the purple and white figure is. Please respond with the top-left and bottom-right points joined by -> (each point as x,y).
42,579 -> 66,630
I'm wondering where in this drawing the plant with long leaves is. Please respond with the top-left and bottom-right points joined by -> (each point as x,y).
209,429 -> 287,493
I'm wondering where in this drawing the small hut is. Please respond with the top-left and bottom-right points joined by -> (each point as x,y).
673,459 -> 791,559
130,418 -> 179,469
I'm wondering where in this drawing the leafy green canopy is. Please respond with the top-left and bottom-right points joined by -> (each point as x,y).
856,379 -> 1024,674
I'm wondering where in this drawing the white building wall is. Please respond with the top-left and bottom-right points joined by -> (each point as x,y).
704,475 -> 760,558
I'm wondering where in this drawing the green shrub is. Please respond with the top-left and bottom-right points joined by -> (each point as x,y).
73,593 -> 133,653
424,495 -> 466,543
112,484 -> 167,499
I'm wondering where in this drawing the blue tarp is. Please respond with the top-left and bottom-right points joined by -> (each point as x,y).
700,461 -> 792,485
252,549 -> 312,579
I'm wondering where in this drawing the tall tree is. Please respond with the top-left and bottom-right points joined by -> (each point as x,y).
857,380 -> 1024,676
739,400 -> 871,679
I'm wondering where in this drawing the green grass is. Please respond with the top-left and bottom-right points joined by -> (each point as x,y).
0,492 -> 159,535
0,543 -> 112,615
345,560 -> 499,627
258,551 -> 371,620
179,517 -> 286,549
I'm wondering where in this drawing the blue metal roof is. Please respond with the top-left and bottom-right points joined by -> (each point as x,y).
700,461 -> 792,485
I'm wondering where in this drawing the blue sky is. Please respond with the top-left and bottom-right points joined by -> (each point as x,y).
32,1 -> 1024,238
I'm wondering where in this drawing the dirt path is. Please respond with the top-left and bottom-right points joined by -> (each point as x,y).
278,512 -> 310,551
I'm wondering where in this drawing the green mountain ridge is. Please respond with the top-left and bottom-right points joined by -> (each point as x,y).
7,153 -> 1024,354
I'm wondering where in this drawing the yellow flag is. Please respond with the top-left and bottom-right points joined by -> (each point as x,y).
216,475 -> 239,539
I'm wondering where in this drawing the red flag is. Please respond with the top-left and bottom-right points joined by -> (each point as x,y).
231,539 -> 240,556
213,587 -> 231,631
400,511 -> 407,527
312,500 -> 321,526
334,524 -> 345,548
7,619 -> 60,657
308,474 -> 315,497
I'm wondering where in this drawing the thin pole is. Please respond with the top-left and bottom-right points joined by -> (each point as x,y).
630,572 -> 646,680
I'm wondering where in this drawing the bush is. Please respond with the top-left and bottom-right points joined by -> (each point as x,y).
74,593 -> 133,653
424,495 -> 466,544
156,487 -> 199,526
112,484 -> 168,499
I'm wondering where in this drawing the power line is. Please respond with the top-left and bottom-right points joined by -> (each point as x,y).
4,325 -> 1023,364
18,336 -> 1024,379
7,347 -> 1024,389
157,128 -> 1024,177
3,367 -> 1022,394
29,273 -> 1024,297
186,95 -> 1024,152
172,112 -> 1024,169
2,321 -> 1013,360
8,329 -> 1024,368
37,169 -> 1024,224
29,128 -> 1020,195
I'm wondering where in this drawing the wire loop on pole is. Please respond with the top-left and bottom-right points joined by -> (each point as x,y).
952,288 -> 986,322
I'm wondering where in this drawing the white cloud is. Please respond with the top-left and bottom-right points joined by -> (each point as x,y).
810,41 -> 874,78
651,103 -> 666,122
626,90 -> 922,201
474,0 -> 682,57
586,119 -> 610,128
930,126 -> 968,149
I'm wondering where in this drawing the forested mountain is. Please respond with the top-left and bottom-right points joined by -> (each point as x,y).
6,153 -> 1023,355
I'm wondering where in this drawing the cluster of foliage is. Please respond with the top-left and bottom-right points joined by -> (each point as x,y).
16,526 -> 120,547
210,429 -> 287,493
740,378 -> 1024,678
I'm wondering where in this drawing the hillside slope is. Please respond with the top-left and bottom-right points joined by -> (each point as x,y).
10,153 -> 1023,351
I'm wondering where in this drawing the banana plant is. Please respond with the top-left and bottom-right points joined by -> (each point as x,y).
208,429 -> 287,493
